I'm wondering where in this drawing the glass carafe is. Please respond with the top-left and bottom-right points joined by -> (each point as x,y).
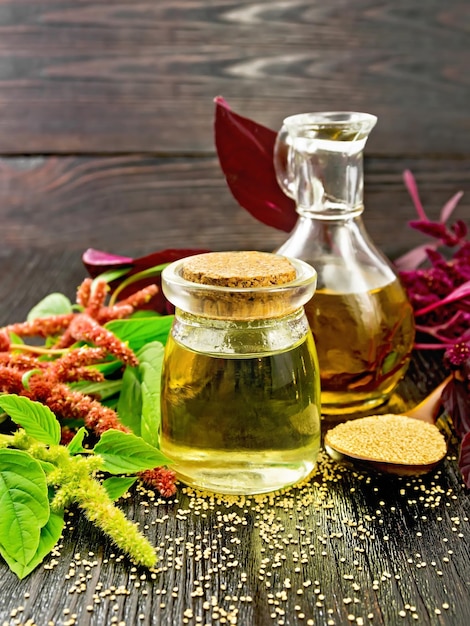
274,112 -> 415,417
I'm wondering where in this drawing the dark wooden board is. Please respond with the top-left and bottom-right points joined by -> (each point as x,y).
0,1 -> 469,624
1,155 -> 469,263
0,319 -> 468,626
0,1 -> 468,154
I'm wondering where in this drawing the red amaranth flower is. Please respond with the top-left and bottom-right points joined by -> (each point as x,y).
3,278 -> 158,367
140,467 -> 177,498
54,314 -> 138,366
30,376 -> 129,435
4,313 -> 74,338
76,277 -> 93,308
0,329 -> 11,352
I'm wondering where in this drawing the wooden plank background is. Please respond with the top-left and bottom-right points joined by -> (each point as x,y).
0,0 -> 468,270
0,4 -> 470,625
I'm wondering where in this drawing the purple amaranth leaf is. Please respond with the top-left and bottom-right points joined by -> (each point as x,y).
441,371 -> 470,440
396,171 -> 465,271
82,247 -> 209,313
394,243 -> 438,272
440,191 -> 465,223
409,218 -> 468,247
81,248 -> 133,268
403,169 -> 428,220
214,96 -> 297,233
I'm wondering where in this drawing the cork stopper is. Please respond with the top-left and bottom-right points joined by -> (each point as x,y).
161,251 -> 316,321
181,251 -> 296,288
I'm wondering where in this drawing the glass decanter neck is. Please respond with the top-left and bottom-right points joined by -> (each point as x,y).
275,112 -> 377,220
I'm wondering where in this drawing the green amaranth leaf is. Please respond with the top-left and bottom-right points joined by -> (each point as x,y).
27,293 -> 73,321
0,395 -> 60,446
93,268 -> 130,285
8,331 -> 24,346
109,263 -> 169,305
91,360 -> 124,377
70,379 -> 122,401
93,430 -> 172,474
37,460 -> 56,475
117,366 -> 142,436
105,315 -> 173,352
116,341 -> 165,445
102,476 -> 137,501
139,342 -> 165,448
0,449 -> 50,577
18,510 -> 64,579
67,427 -> 87,455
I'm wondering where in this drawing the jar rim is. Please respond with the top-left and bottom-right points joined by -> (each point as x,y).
162,254 -> 316,296
161,254 -> 317,320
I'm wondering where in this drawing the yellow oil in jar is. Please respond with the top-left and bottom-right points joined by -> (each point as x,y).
306,278 -> 415,415
160,332 -> 321,494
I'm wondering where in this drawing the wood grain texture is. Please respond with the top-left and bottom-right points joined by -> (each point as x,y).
0,2 -> 469,625
0,155 -> 469,261
0,0 -> 468,154
0,325 -> 467,626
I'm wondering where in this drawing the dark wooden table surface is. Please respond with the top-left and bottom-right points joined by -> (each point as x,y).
1,2 -> 470,625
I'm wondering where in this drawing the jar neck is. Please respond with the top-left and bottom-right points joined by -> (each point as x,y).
173,307 -> 305,327
172,307 -> 312,356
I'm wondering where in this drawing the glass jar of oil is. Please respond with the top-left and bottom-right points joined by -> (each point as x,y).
160,251 -> 321,495
274,112 -> 415,417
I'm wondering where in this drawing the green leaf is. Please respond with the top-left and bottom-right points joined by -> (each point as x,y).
92,360 -> 124,377
117,367 -> 142,436
105,316 -> 173,351
116,341 -> 165,445
103,476 -> 137,501
93,430 -> 172,474
0,395 -> 60,446
37,460 -> 57,474
18,511 -> 64,579
8,332 -> 24,346
94,268 -> 130,284
131,310 -> 162,319
21,369 -> 43,391
382,351 -> 398,375
27,293 -> 73,321
67,427 -> 87,455
109,263 -> 169,305
139,342 -> 165,448
0,449 -> 50,577
69,379 -> 122,401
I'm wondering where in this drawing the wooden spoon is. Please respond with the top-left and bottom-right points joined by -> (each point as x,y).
324,376 -> 452,476
405,374 -> 452,423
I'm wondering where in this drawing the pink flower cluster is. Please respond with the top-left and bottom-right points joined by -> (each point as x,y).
396,171 -> 470,355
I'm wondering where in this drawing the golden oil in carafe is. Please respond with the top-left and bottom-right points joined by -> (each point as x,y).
160,332 -> 321,495
306,278 -> 415,415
